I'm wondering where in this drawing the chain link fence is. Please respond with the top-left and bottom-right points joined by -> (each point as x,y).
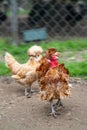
0,0 -> 87,44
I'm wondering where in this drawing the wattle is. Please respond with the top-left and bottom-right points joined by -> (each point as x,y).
50,59 -> 58,68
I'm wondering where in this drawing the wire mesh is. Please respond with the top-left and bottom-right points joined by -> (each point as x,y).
0,0 -> 87,43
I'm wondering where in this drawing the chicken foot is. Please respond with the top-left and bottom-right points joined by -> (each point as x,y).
25,86 -> 34,98
49,100 -> 60,118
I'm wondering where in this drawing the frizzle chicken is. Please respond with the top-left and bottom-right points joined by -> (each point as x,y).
36,48 -> 71,117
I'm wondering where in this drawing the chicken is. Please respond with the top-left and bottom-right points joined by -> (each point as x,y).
5,45 -> 43,97
36,48 -> 71,117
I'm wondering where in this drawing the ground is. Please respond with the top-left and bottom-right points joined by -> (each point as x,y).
0,76 -> 87,130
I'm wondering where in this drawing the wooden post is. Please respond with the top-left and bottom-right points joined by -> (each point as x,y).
10,0 -> 19,45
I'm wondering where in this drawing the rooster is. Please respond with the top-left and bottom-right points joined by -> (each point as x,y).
36,48 -> 71,117
5,45 -> 43,97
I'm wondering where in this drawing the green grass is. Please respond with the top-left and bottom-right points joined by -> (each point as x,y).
0,38 -> 87,78
0,62 -> 10,76
40,38 -> 87,51
64,61 -> 87,78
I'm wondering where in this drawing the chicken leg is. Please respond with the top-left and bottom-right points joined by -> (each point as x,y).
25,86 -> 34,98
55,98 -> 63,107
49,100 -> 58,118
52,99 -> 64,112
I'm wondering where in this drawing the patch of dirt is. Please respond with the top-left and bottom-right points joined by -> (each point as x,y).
0,76 -> 87,130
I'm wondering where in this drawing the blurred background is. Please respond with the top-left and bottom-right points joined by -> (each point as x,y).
0,0 -> 87,44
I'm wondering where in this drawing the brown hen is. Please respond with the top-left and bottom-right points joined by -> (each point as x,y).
36,48 -> 71,117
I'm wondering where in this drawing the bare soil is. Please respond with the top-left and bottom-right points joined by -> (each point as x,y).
0,76 -> 87,130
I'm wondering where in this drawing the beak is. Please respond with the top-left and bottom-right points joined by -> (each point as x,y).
54,52 -> 59,59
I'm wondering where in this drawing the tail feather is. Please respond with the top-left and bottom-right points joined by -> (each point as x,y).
5,52 -> 21,74
5,52 -> 16,67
